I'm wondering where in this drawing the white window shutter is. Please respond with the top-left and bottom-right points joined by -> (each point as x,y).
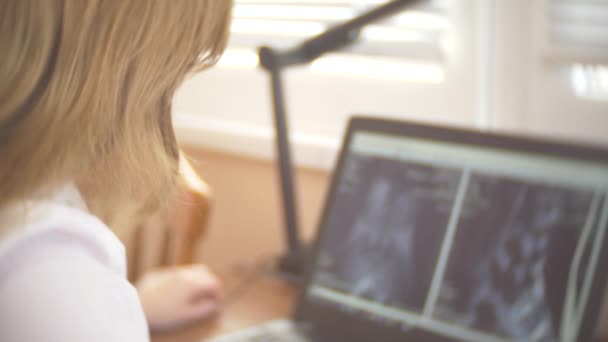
545,0 -> 608,101
222,0 -> 450,79
546,0 -> 608,64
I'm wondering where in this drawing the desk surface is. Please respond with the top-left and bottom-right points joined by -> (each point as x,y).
151,272 -> 297,342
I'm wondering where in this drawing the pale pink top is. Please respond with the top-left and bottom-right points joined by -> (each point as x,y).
0,184 -> 149,341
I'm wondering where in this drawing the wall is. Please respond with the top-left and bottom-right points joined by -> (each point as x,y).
182,146 -> 330,272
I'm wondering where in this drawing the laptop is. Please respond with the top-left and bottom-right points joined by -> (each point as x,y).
212,116 -> 608,342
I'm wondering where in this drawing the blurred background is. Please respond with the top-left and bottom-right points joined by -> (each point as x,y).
131,0 -> 608,280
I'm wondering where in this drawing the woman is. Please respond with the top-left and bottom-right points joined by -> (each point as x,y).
0,1 -> 232,340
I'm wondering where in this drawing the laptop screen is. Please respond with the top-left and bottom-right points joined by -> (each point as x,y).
298,126 -> 608,342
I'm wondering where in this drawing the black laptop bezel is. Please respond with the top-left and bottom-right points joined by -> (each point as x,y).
293,115 -> 608,341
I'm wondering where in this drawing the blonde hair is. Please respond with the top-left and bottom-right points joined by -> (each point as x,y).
0,1 -> 232,233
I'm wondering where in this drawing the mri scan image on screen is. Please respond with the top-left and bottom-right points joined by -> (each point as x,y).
312,146 -> 607,342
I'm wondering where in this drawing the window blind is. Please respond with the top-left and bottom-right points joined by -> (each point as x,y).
547,0 -> 608,100
547,0 -> 608,64
218,0 -> 450,82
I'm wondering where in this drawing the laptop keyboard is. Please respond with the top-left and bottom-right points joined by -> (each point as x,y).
209,320 -> 311,342
240,331 -> 289,342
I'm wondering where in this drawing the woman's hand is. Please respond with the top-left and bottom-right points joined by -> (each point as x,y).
136,264 -> 223,332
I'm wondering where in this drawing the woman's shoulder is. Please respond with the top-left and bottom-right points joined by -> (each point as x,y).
0,183 -> 126,278
0,184 -> 149,341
